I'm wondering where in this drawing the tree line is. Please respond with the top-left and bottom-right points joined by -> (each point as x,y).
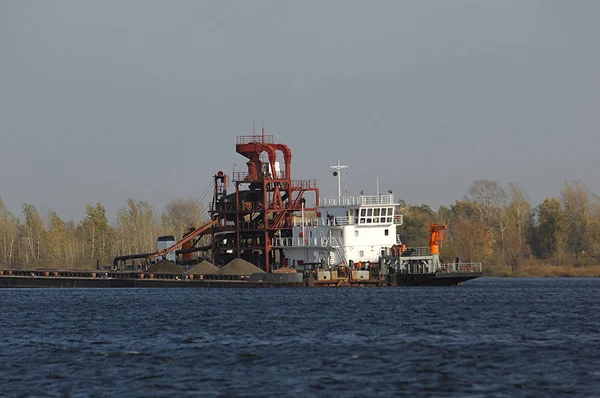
400,179 -> 600,271
1,179 -> 599,271
0,197 -> 205,270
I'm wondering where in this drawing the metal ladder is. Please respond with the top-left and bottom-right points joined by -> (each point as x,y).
329,236 -> 348,266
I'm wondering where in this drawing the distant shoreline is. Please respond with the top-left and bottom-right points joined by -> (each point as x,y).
484,265 -> 600,278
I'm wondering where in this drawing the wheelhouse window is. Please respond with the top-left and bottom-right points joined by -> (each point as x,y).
357,207 -> 398,225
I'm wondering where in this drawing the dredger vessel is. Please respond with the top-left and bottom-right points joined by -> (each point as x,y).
0,132 -> 482,288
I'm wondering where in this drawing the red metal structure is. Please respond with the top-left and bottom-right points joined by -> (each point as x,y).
112,132 -> 319,272
206,133 -> 319,271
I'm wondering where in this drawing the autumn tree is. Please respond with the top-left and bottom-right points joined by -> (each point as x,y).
113,199 -> 160,257
535,197 -> 565,260
20,204 -> 47,267
504,182 -> 532,271
443,200 -> 480,222
65,220 -> 86,267
589,194 -> 600,261
466,179 -> 507,226
561,180 -> 599,264
465,179 -> 510,263
46,210 -> 69,268
0,198 -> 19,268
447,217 -> 495,263
398,204 -> 438,247
163,197 -> 205,240
81,203 -> 111,265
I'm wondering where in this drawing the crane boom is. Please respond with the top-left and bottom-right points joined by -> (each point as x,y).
149,219 -> 218,260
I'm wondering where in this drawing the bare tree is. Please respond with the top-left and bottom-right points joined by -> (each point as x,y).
466,179 -> 507,226
46,210 -> 67,268
504,182 -> 532,270
560,180 -> 598,264
163,197 -> 205,239
81,203 -> 111,264
20,204 -> 47,266
113,199 -> 160,256
0,198 -> 19,268
465,180 -> 508,263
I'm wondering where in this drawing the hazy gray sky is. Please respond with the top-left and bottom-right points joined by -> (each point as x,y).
1,0 -> 599,222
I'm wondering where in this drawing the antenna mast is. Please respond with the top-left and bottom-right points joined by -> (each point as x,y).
330,160 -> 348,197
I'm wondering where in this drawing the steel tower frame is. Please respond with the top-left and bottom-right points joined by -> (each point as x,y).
208,134 -> 319,272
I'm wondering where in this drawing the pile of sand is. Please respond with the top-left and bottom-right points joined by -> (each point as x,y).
273,266 -> 297,274
217,258 -> 265,275
186,260 -> 218,275
147,259 -> 184,274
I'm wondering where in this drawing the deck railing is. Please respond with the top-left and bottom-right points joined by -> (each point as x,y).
292,179 -> 317,189
236,135 -> 275,144
321,194 -> 396,207
292,215 -> 401,227
233,171 -> 290,181
401,247 -> 431,257
439,262 -> 482,273
272,237 -> 335,247
293,216 -> 355,227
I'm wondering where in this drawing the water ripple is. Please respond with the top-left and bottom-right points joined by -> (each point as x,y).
1,278 -> 600,396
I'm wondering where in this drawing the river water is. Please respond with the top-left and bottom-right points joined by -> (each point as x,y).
1,278 -> 599,397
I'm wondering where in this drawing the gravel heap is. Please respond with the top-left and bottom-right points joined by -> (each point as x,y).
147,259 -> 184,274
273,266 -> 297,273
186,260 -> 219,275
217,258 -> 265,275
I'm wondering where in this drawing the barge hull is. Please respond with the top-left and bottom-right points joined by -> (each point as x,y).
394,272 -> 483,286
0,272 -> 482,288
0,276 -> 304,288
